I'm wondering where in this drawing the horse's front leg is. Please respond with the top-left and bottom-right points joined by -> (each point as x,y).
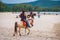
30,20 -> 33,26
26,28 -> 30,35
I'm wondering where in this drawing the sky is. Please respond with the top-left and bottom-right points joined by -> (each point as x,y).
1,0 -> 37,4
1,0 -> 60,4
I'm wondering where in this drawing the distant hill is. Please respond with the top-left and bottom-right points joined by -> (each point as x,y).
7,0 -> 60,8
0,0 -> 60,12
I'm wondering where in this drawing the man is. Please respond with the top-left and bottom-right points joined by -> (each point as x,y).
38,12 -> 40,18
19,10 -> 30,27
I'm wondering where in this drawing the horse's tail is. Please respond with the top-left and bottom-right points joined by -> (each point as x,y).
14,22 -> 18,33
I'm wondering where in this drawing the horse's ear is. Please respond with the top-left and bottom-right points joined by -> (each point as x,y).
33,13 -> 36,16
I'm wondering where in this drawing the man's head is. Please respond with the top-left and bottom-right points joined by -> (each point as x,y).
22,9 -> 25,13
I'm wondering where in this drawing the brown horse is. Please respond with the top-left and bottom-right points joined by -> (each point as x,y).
13,21 -> 30,36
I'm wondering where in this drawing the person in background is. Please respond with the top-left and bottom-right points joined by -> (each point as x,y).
38,12 -> 40,18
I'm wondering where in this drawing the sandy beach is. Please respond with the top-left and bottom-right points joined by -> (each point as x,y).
0,12 -> 60,40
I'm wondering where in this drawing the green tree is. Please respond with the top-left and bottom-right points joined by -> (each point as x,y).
12,4 -> 33,12
0,1 -> 8,12
34,6 -> 41,11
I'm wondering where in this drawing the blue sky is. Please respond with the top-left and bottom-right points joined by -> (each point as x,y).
1,0 -> 60,4
1,0 -> 37,4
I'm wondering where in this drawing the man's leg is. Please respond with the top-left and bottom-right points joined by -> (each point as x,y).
25,20 -> 30,27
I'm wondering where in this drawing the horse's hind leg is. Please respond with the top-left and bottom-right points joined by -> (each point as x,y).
19,28 -> 21,36
13,31 -> 17,36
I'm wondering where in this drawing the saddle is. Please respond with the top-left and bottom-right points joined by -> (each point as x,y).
22,21 -> 27,27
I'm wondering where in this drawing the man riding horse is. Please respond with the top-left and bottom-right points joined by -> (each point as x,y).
19,10 -> 30,28
13,10 -> 35,36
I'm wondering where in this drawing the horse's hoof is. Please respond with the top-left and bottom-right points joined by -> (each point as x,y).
27,33 -> 29,35
32,24 -> 33,26
19,34 -> 21,36
13,34 -> 15,36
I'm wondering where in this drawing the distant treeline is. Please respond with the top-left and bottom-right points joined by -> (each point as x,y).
0,1 -> 60,12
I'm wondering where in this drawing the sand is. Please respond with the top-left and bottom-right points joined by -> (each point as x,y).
0,12 -> 60,40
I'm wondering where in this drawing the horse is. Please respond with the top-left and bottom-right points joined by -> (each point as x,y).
13,21 -> 31,36
13,15 -> 34,36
